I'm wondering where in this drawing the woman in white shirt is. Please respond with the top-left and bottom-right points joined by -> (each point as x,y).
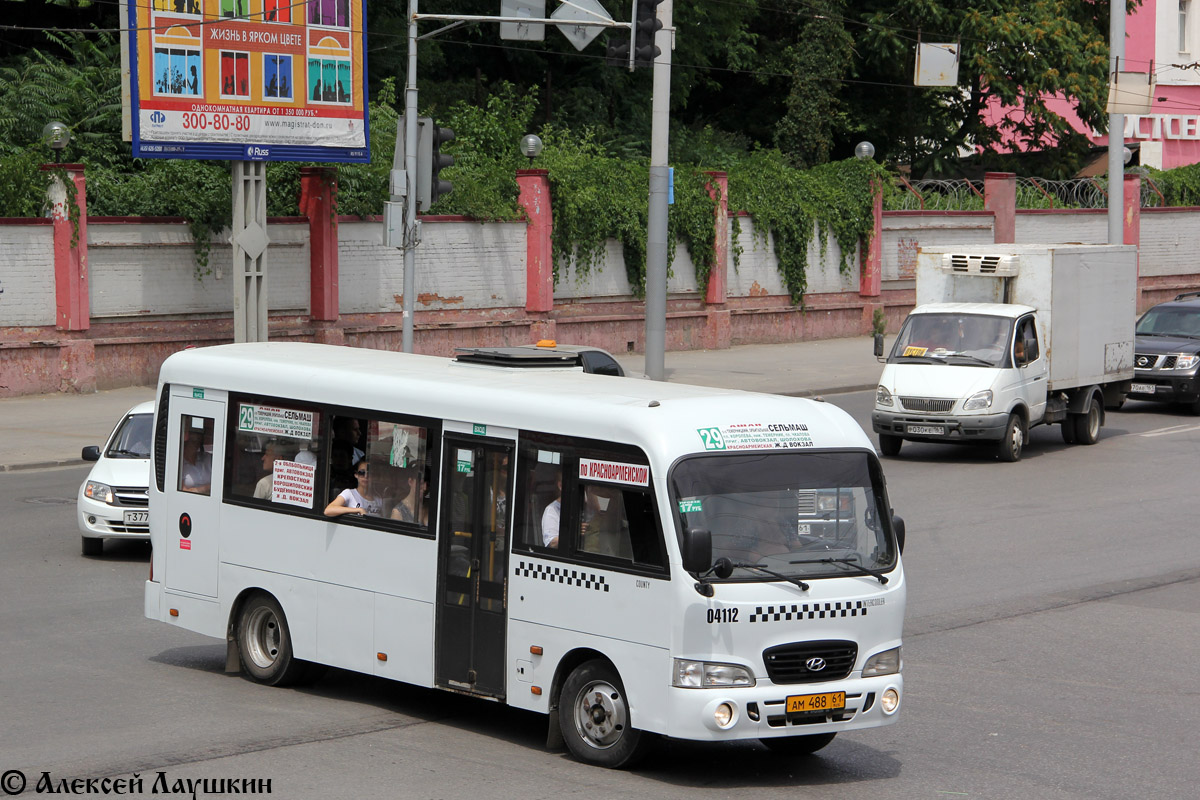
324,458 -> 383,518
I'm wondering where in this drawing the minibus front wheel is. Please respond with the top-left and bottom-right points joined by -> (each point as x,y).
236,591 -> 309,687
559,659 -> 650,768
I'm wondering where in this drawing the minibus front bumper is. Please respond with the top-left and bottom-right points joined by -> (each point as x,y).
666,673 -> 902,741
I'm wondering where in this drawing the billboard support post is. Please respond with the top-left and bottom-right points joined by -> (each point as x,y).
232,160 -> 269,344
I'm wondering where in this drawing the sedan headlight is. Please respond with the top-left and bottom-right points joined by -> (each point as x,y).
962,389 -> 993,411
862,646 -> 902,677
84,480 -> 115,504
1169,353 -> 1200,370
673,659 -> 756,688
876,385 -> 894,407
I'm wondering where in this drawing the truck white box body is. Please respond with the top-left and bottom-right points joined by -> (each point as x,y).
915,244 -> 1136,390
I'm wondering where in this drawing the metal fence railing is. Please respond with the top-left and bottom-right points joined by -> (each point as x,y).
887,175 -> 1167,211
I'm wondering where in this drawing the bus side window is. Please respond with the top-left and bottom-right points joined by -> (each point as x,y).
515,446 -> 563,551
228,400 -> 324,511
178,415 -> 214,495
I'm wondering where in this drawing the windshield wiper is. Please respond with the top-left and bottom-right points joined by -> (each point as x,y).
946,354 -> 996,367
728,561 -> 810,592
790,557 -> 889,584
109,448 -> 146,458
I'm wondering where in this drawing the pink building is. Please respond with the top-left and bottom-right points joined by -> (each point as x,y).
985,0 -> 1200,170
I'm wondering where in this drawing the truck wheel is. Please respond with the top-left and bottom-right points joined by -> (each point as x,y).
1061,419 -> 1077,444
997,413 -> 1025,462
236,592 -> 307,687
761,732 -> 836,756
878,434 -> 903,457
81,536 -> 103,557
1074,397 -> 1102,444
559,659 -> 649,769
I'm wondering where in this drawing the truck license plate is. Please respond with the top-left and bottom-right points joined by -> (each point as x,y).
123,510 -> 149,525
907,424 -> 945,435
1130,383 -> 1156,394
786,691 -> 845,714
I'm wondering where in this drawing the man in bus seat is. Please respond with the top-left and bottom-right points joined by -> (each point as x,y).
580,484 -> 632,559
253,440 -> 291,500
540,470 -> 562,548
180,428 -> 212,494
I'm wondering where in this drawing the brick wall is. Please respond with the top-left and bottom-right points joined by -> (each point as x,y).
0,222 -> 56,327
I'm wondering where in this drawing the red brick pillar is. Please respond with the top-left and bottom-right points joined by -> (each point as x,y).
1123,174 -> 1141,277
859,179 -> 883,298
41,164 -> 89,331
300,167 -> 342,344
985,171 -> 1017,244
702,171 -> 731,349
517,169 -> 554,317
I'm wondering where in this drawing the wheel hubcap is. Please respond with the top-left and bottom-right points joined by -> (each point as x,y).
573,681 -> 626,750
244,606 -> 280,669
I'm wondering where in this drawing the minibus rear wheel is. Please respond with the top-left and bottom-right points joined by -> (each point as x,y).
760,732 -> 836,756
236,592 -> 307,687
559,659 -> 649,768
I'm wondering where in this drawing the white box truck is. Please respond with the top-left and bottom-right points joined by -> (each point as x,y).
871,244 -> 1136,462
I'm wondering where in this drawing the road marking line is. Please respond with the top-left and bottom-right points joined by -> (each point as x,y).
1140,424 -> 1200,437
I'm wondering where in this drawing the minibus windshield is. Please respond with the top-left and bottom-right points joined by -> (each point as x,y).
672,451 -> 896,580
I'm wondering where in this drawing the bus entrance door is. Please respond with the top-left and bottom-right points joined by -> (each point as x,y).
435,434 -> 514,698
163,390 -> 226,598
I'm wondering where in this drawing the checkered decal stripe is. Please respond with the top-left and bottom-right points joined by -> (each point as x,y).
748,601 -> 866,622
514,561 -> 610,592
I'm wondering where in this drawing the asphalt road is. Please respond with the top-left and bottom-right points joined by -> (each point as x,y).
1,393 -> 1196,799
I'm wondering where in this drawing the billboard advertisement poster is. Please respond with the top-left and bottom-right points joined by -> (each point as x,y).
128,0 -> 370,163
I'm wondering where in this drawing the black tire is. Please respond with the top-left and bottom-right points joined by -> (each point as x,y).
878,434 -> 903,457
1060,418 -> 1077,444
1074,397 -> 1102,445
760,732 -> 837,756
996,413 -> 1025,462
236,592 -> 308,686
81,536 -> 103,557
559,659 -> 649,769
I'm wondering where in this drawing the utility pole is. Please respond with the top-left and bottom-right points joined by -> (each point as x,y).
644,1 -> 671,381
1107,2 -> 1125,245
402,0 -> 420,352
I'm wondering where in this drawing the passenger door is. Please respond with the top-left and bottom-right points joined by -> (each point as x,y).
163,389 -> 226,598
1013,315 -> 1049,421
435,428 -> 515,698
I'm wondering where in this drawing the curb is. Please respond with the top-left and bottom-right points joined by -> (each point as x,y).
0,459 -> 85,473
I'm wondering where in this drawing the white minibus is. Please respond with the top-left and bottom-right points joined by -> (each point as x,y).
145,342 -> 906,767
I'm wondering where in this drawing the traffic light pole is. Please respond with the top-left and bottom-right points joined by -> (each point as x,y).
644,1 -> 671,381
402,0 -> 420,353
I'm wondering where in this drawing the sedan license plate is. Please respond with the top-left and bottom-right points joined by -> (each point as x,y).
786,691 -> 845,715
1130,383 -> 1156,394
907,424 -> 945,435
123,510 -> 149,525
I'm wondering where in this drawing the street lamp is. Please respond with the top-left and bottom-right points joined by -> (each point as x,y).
520,133 -> 543,165
1122,146 -> 1133,166
855,141 -> 876,160
42,121 -> 70,163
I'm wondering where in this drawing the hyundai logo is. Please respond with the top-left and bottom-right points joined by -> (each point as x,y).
149,111 -> 166,124
805,657 -> 827,672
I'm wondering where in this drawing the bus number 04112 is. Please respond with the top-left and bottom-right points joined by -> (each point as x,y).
707,608 -> 738,623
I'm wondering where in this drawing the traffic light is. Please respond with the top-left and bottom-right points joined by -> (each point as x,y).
416,117 -> 455,212
632,0 -> 663,68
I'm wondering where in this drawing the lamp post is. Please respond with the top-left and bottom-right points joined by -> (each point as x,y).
520,133 -> 543,165
43,121 -> 70,163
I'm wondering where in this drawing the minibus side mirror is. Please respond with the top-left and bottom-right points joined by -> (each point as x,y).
682,528 -> 712,574
891,511 -> 906,555
82,446 -> 101,462
873,333 -> 885,359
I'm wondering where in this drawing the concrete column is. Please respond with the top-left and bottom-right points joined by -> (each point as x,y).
703,171 -> 729,305
41,164 -> 89,331
300,167 -> 339,322
517,169 -> 554,313
859,178 -> 883,297
984,172 -> 1017,244
1124,173 -> 1141,284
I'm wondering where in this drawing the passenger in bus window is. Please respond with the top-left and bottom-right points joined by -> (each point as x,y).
324,458 -> 383,518
253,440 -> 283,500
180,429 -> 212,494
388,467 -> 420,523
541,472 -> 562,548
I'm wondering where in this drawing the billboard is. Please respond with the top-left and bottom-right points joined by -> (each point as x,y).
128,0 -> 370,163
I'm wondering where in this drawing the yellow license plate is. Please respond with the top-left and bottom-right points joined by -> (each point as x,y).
786,691 -> 845,714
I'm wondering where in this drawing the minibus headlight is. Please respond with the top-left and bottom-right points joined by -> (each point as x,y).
673,659 -> 755,688
862,646 -> 902,677
84,480 -> 115,504
963,390 -> 993,411
876,385 -> 894,407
